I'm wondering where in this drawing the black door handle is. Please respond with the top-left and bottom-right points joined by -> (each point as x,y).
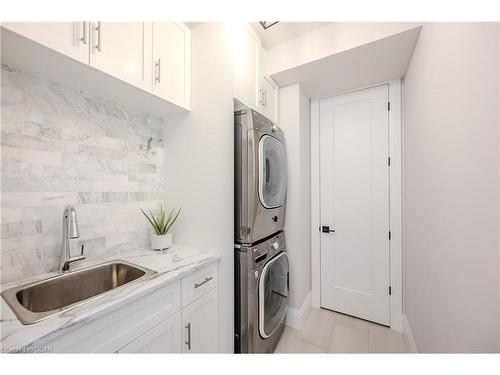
321,226 -> 335,233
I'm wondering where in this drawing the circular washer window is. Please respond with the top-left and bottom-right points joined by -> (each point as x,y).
258,135 -> 287,209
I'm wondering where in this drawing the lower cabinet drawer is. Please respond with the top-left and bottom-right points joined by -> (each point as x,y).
181,262 -> 218,307
118,312 -> 182,353
33,280 -> 181,353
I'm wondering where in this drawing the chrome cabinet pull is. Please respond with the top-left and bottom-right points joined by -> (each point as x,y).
155,58 -> 161,84
185,322 -> 191,350
194,276 -> 213,289
263,89 -> 268,108
80,22 -> 87,45
95,22 -> 102,52
259,88 -> 264,106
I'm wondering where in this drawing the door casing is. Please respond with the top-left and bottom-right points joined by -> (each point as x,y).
310,79 -> 403,332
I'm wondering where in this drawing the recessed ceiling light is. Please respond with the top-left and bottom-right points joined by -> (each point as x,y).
259,21 -> 279,30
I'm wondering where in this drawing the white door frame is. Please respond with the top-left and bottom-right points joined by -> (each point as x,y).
310,79 -> 403,332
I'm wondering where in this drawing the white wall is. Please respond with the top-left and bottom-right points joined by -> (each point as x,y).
403,23 -> 499,352
163,23 -> 234,353
266,22 -> 420,76
279,84 -> 311,315
498,23 -> 500,353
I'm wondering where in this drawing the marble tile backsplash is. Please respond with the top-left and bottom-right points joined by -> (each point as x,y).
1,64 -> 167,283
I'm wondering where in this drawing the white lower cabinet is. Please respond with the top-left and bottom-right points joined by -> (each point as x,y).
118,312 -> 182,353
181,288 -> 219,353
30,262 -> 219,353
118,286 -> 219,354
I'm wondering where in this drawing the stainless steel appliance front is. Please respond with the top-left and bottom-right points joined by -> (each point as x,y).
234,231 -> 289,353
234,102 -> 287,244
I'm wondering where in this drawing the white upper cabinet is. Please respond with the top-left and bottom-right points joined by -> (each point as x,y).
2,21 -> 191,114
232,23 -> 280,123
2,22 -> 90,64
152,22 -> 191,109
233,23 -> 262,109
89,22 -> 152,90
260,76 -> 279,123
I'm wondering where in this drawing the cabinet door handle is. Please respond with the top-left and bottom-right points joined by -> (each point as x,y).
263,89 -> 268,108
259,89 -> 264,106
95,22 -> 102,52
194,276 -> 213,289
80,22 -> 87,45
155,58 -> 161,84
185,322 -> 191,350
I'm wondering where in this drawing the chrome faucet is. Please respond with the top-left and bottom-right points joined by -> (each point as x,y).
59,205 -> 85,273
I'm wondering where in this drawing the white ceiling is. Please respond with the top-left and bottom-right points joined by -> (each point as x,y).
250,22 -> 330,49
270,27 -> 421,98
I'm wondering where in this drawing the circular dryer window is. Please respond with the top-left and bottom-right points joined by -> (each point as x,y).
259,252 -> 289,338
258,135 -> 287,209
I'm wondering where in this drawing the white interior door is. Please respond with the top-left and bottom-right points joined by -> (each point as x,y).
319,84 -> 390,325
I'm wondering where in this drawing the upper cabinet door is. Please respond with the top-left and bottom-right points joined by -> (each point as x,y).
152,22 -> 191,109
2,22 -> 89,64
260,76 -> 279,123
89,22 -> 152,90
233,23 -> 261,109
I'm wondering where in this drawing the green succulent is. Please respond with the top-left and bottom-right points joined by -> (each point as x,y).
141,205 -> 181,235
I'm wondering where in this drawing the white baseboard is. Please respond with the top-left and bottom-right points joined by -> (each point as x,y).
286,291 -> 312,330
402,314 -> 418,353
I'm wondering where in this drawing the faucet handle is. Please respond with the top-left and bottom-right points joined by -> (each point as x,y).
67,245 -> 86,266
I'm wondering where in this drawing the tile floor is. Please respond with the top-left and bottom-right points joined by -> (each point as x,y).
274,308 -> 410,353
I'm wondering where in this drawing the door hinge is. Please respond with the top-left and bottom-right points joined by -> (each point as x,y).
388,102 -> 391,111
389,286 -> 392,295
388,231 -> 392,240
388,157 -> 391,166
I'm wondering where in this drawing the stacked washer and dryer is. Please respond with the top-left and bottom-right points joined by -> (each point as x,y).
234,100 -> 289,353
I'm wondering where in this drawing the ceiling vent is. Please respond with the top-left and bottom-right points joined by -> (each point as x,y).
259,21 -> 279,30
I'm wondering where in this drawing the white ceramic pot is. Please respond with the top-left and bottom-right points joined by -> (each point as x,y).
151,233 -> 172,251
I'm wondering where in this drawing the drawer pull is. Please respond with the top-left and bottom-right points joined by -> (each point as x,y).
194,276 -> 213,289
185,322 -> 191,350
80,21 -> 87,45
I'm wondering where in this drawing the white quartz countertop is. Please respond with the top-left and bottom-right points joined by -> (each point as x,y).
0,246 -> 220,351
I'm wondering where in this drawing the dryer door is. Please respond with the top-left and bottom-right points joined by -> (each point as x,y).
259,252 -> 289,338
258,135 -> 287,209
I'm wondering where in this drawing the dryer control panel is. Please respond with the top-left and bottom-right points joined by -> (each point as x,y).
239,231 -> 286,270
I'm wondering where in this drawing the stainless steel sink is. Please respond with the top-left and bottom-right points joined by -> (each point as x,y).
1,260 -> 157,325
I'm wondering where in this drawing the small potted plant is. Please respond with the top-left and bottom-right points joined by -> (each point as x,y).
141,205 -> 181,251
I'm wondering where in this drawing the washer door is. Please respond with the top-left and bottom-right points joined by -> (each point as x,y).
258,135 -> 287,209
259,252 -> 289,338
